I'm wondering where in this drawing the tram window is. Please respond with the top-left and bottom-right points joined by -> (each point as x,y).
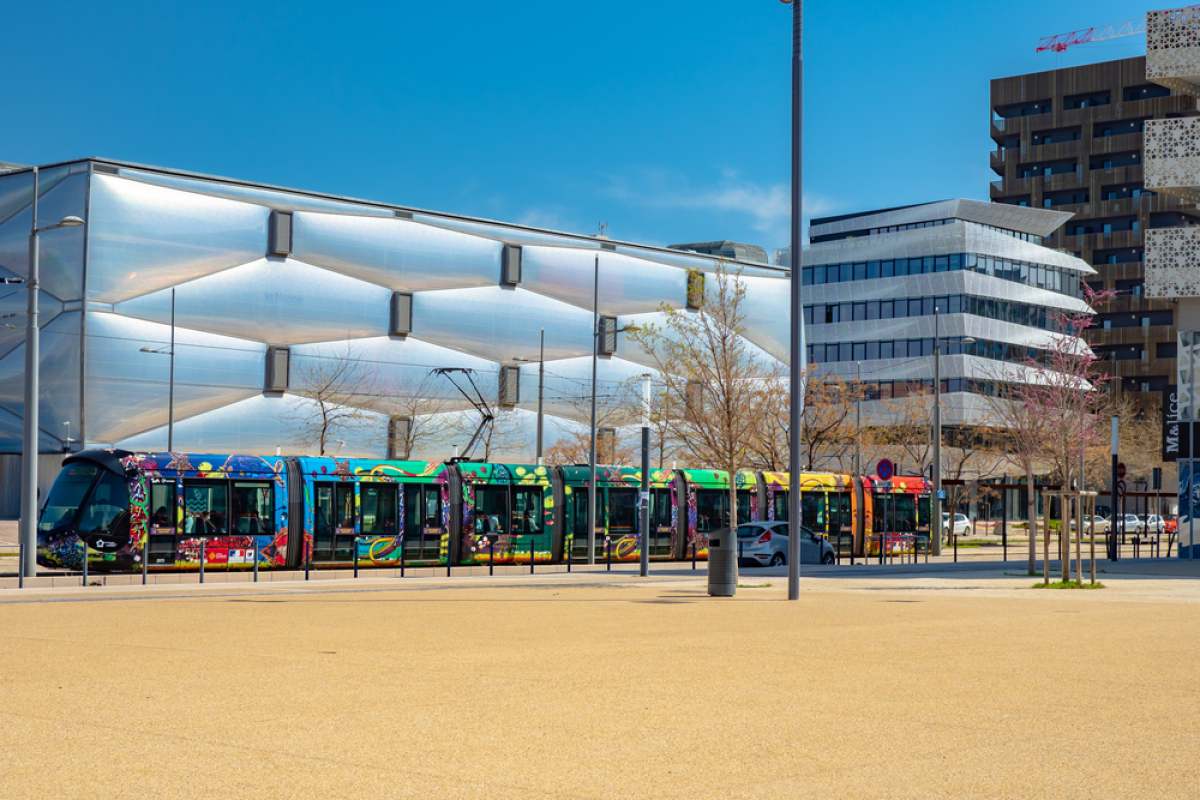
77,471 -> 130,535
695,489 -> 729,531
314,484 -> 335,562
475,486 -> 509,534
894,495 -> 917,532
422,486 -> 440,529
917,496 -> 932,532
772,490 -> 789,521
650,489 -> 672,528
736,491 -> 753,524
232,482 -> 273,535
183,482 -> 227,536
149,483 -> 175,531
825,492 -> 852,536
361,484 -> 398,535
335,484 -> 355,530
608,488 -> 637,535
801,492 -> 824,532
511,487 -> 543,535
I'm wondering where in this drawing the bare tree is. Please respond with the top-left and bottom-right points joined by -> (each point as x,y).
982,287 -> 1114,574
289,345 -> 381,456
542,379 -> 641,468
383,372 -> 456,460
801,368 -> 856,471
630,262 -> 783,541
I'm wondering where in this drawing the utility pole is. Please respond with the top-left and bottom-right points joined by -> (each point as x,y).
854,361 -> 862,476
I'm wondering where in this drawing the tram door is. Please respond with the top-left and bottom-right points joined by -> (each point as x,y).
147,481 -> 177,566
404,484 -> 442,562
314,482 -> 355,562
648,488 -> 674,557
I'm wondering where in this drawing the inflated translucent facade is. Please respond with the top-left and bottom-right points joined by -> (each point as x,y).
0,159 -> 789,464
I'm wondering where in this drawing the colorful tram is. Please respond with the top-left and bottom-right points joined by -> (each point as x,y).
35,450 -> 933,573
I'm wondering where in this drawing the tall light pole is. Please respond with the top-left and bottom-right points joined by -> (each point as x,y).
513,327 -> 545,464
140,287 -> 176,451
781,0 -> 803,600
640,374 -> 651,578
854,361 -> 862,476
932,307 -> 974,558
19,165 -> 84,579
588,255 -> 599,565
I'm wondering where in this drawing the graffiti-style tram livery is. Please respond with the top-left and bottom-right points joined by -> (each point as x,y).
36,450 -> 932,572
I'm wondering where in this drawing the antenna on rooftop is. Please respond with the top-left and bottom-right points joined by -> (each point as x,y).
598,221 -> 608,239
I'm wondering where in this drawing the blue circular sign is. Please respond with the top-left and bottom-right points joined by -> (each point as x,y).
877,458 -> 894,480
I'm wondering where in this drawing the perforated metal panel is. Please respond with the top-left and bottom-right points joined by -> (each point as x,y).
599,315 -> 618,355
499,365 -> 520,407
387,415 -> 411,459
270,210 -> 293,256
502,244 -> 522,285
265,345 -> 290,392
391,291 -> 413,335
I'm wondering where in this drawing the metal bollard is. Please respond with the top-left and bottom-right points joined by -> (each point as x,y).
692,540 -> 697,570
304,542 -> 311,581
399,536 -> 405,578
739,539 -> 744,564
18,538 -> 24,589
253,541 -> 259,582
878,534 -> 884,566
530,538 -> 535,575
142,539 -> 148,585
606,538 -> 611,572
953,530 -> 958,564
82,539 -> 88,587
849,533 -> 855,566
354,538 -> 360,578
447,542 -> 452,577
489,538 -> 494,576
199,540 -> 206,584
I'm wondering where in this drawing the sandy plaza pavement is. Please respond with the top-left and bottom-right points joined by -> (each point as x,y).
2,562 -> 1199,799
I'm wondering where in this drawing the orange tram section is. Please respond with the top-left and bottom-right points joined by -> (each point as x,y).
35,450 -> 934,573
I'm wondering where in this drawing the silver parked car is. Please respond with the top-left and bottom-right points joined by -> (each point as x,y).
735,521 -> 836,567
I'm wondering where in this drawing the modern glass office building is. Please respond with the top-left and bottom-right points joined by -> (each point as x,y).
0,158 -> 789,513
803,199 -> 1096,426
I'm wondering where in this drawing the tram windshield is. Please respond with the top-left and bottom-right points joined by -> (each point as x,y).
38,462 -> 100,531
38,462 -> 131,534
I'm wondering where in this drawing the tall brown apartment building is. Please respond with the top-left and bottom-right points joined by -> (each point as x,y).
990,56 -> 1198,402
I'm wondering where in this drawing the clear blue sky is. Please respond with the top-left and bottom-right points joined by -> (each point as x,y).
4,0 -> 1154,254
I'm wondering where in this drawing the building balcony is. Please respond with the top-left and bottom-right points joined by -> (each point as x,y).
1064,229 -> 1144,251
1147,225 -> 1200,298
1147,7 -> 1200,98
1144,117 -> 1200,203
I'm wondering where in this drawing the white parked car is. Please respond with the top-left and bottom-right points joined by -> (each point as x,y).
942,512 -> 970,536
1142,515 -> 1166,534
1068,515 -> 1111,535
735,521 -> 836,567
1120,514 -> 1145,535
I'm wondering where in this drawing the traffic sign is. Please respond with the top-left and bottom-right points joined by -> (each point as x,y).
1116,480 -> 1126,497
876,458 -> 894,480
1117,462 -> 1127,480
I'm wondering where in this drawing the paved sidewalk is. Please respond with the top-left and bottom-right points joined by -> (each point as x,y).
2,560 -> 1199,798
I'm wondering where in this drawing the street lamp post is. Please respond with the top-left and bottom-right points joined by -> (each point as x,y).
140,287 -> 176,451
19,165 -> 84,579
588,256 -> 599,565
781,0 -> 803,601
854,362 -> 862,476
931,307 -> 974,559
